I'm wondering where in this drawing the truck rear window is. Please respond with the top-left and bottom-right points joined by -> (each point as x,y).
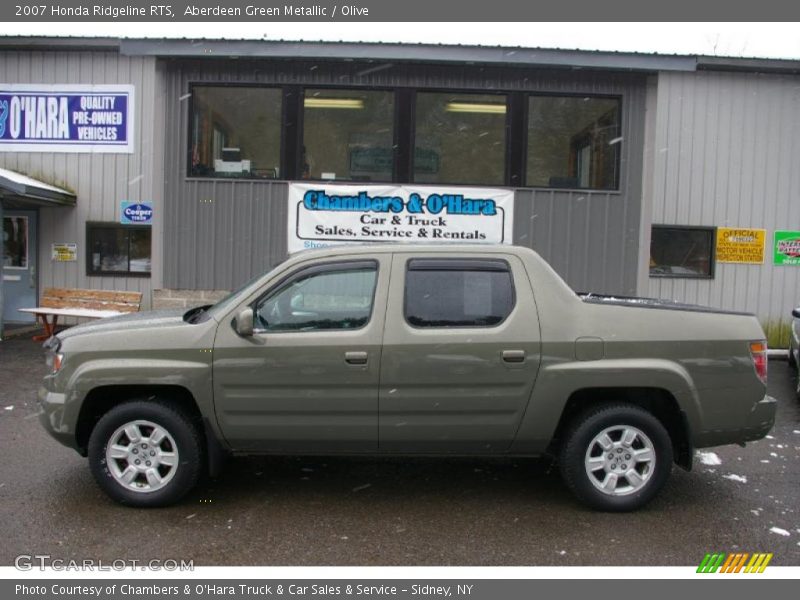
404,258 -> 514,328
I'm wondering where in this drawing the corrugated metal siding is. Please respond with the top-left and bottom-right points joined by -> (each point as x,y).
647,71 -> 800,326
164,59 -> 647,293
0,51 -> 159,313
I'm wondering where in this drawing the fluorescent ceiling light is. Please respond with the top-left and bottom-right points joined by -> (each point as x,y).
304,98 -> 364,109
445,102 -> 506,114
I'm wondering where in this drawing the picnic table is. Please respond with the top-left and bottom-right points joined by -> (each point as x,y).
18,287 -> 143,341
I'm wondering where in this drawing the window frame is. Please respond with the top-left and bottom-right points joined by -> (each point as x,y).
186,82 -> 286,181
85,222 -> 152,278
524,91 -> 624,191
298,85 -> 398,184
409,88 -> 511,187
251,259 -> 380,334
402,258 -> 517,329
183,82 -> 625,192
649,224 -> 717,280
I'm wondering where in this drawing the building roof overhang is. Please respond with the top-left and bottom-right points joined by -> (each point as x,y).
0,168 -> 76,209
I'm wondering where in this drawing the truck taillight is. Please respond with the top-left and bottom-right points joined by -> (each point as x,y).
749,341 -> 768,385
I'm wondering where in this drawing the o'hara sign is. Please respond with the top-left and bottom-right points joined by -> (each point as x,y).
287,183 -> 514,253
0,84 -> 134,153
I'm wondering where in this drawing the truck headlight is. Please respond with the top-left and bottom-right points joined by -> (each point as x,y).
44,336 -> 64,374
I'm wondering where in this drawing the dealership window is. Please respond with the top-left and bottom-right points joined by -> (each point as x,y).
649,225 -> 715,279
302,89 -> 395,182
86,223 -> 151,277
255,263 -> 378,332
404,259 -> 515,327
190,86 -> 282,178
413,92 -> 507,186
527,96 -> 621,190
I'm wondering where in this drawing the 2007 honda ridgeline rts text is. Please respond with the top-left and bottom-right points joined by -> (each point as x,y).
38,244 -> 776,511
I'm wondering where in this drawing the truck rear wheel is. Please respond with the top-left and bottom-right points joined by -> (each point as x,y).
560,404 -> 673,511
88,400 -> 202,507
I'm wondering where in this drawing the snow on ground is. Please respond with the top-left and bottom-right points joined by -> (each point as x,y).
696,451 -> 722,465
723,474 -> 748,483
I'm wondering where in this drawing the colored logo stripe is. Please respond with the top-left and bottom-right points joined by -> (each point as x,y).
697,553 -> 726,573
745,553 -> 773,573
697,552 -> 773,573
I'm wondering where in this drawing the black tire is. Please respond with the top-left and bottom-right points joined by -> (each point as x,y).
559,403 -> 673,512
788,341 -> 797,371
88,400 -> 203,507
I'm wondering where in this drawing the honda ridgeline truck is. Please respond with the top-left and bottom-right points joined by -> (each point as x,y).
38,244 -> 776,511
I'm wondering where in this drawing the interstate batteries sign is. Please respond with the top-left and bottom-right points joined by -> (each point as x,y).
287,184 -> 514,253
0,84 -> 134,153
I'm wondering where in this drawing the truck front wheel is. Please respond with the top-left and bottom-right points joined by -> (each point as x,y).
560,404 -> 673,511
88,400 -> 202,507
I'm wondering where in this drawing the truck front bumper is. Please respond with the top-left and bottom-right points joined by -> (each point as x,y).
38,385 -> 80,451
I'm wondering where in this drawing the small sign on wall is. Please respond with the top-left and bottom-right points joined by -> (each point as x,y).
120,201 -> 153,225
51,243 -> 77,262
773,231 -> 800,266
716,227 -> 766,264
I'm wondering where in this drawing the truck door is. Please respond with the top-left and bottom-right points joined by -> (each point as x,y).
212,256 -> 389,453
379,252 -> 542,453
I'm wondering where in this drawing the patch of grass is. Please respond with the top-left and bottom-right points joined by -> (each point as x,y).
762,319 -> 791,349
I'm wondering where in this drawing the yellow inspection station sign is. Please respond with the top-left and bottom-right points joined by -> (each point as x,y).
716,228 -> 766,264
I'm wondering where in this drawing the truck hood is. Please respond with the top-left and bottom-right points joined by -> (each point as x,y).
54,308 -> 191,342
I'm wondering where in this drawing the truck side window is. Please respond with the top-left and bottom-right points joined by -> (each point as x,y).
404,259 -> 515,328
255,263 -> 377,332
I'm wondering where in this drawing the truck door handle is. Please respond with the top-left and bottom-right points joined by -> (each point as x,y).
345,351 -> 368,365
502,350 -> 526,363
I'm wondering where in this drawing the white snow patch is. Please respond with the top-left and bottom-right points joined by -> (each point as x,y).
723,474 -> 748,483
352,483 -> 372,492
760,460 -> 770,463
558,550 -> 567,555
766,435 -> 775,439
750,510 -> 761,516
4,406 -> 13,411
793,430 -> 800,434
185,514 -> 197,520
770,452 -> 778,457
769,527 -> 790,536
697,451 -> 722,466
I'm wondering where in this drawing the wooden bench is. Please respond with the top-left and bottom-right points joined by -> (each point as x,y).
18,287 -> 143,341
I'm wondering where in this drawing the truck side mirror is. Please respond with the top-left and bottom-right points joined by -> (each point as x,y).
793,308 -> 800,319
234,307 -> 254,337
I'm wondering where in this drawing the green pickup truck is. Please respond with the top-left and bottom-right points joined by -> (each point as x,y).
38,244 -> 776,511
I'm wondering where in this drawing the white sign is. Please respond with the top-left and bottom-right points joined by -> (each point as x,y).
0,84 -> 134,153
287,183 -> 514,254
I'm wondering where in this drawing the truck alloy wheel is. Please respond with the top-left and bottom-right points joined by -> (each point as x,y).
104,420 -> 180,492
560,404 -> 673,511
88,401 -> 202,507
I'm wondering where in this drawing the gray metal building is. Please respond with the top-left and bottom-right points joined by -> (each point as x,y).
1,37 -> 798,344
